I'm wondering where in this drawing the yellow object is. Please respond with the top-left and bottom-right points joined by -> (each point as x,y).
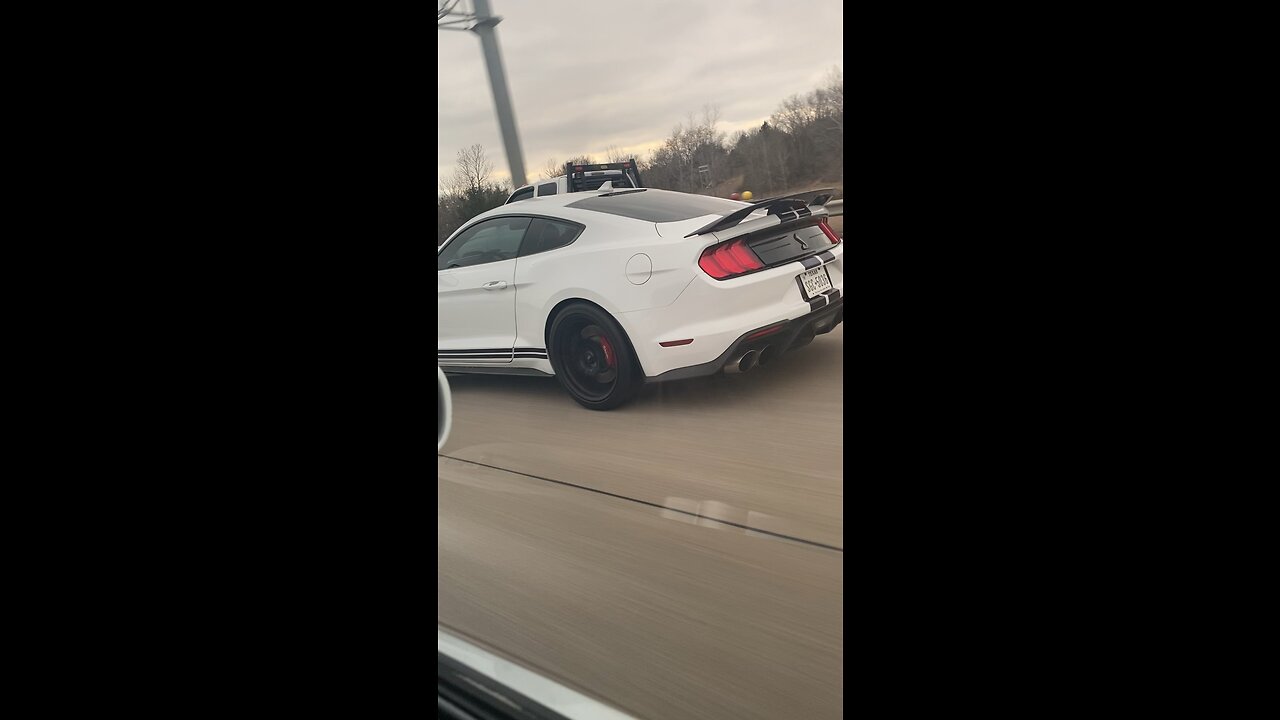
741,191 -> 753,201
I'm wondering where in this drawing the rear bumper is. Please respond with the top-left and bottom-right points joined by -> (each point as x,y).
646,297 -> 844,382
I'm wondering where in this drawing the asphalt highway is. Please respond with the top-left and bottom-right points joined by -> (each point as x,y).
439,324 -> 844,720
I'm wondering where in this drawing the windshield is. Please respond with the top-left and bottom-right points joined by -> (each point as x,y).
439,2 -> 844,718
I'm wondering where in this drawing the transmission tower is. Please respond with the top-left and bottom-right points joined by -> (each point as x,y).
438,0 -> 527,187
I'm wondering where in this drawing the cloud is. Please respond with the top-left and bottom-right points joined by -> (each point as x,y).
438,0 -> 843,188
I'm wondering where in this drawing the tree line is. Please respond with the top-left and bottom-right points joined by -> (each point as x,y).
645,67 -> 843,196
438,66 -> 842,244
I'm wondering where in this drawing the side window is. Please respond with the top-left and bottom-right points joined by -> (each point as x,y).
438,217 -> 532,270
507,186 -> 534,204
520,218 -> 584,257
537,183 -> 557,197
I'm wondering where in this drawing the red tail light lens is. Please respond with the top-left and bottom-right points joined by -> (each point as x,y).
699,251 -> 729,277
699,239 -> 764,280
819,221 -> 841,245
727,243 -> 759,269
713,244 -> 746,274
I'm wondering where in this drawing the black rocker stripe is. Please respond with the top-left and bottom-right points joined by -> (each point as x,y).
439,353 -> 548,360
439,347 -> 547,356
440,355 -> 548,361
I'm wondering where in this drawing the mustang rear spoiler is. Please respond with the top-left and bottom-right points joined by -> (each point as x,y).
684,196 -> 826,238
750,187 -> 835,207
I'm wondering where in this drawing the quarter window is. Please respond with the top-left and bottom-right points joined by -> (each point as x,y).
520,218 -> 583,257
537,183 -> 557,196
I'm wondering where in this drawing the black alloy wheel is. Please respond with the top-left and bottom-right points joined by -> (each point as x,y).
549,303 -> 643,410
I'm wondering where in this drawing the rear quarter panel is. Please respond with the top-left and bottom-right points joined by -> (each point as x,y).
512,209 -> 709,361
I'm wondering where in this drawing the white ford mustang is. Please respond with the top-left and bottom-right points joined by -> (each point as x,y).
438,187 -> 844,410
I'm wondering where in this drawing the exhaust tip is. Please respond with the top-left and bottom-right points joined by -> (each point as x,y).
725,350 -> 759,374
757,345 -> 777,367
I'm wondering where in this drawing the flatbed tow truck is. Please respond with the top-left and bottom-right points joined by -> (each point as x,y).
504,159 -> 643,204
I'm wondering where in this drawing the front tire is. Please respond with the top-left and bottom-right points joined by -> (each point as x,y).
548,303 -> 643,410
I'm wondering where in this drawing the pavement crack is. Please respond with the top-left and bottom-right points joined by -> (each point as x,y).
438,453 -> 844,553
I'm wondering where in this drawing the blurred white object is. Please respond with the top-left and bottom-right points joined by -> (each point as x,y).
438,367 -> 452,452
439,627 -> 637,719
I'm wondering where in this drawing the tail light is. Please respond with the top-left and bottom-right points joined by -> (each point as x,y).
699,238 -> 765,280
819,221 -> 841,245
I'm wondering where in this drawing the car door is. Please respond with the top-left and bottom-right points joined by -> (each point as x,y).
438,216 -> 532,364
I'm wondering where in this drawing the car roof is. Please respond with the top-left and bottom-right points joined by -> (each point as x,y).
458,189 -> 754,243
498,188 -> 743,213
482,190 -> 657,223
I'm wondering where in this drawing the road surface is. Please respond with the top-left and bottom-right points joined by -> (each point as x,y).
438,324 -> 843,720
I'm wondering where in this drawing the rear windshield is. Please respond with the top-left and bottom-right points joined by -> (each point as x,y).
566,190 -> 745,223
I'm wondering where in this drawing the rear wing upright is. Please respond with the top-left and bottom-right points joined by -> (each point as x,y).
749,188 -> 835,207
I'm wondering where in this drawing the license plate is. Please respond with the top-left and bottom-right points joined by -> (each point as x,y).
798,265 -> 833,300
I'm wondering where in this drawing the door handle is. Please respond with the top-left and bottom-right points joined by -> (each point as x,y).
482,281 -> 508,291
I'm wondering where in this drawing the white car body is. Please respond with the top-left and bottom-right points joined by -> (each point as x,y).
438,188 -> 844,408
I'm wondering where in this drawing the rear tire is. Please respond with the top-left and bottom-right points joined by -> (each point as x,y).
548,303 -> 643,410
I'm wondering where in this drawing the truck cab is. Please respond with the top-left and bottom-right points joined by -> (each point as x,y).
505,159 -> 644,204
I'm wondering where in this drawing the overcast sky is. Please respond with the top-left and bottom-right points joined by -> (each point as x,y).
438,0 -> 843,190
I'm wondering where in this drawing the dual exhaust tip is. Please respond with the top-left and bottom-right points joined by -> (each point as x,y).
725,345 -> 776,374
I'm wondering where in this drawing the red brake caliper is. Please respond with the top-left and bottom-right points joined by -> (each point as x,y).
599,336 -> 616,369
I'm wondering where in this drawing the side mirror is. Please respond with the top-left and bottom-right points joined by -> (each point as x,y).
438,367 -> 452,451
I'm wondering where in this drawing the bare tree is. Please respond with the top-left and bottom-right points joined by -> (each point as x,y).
452,144 -> 494,194
539,157 -> 562,180
822,66 -> 843,132
604,145 -> 630,163
772,94 -> 818,135
641,105 -> 731,193
438,144 -> 511,244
